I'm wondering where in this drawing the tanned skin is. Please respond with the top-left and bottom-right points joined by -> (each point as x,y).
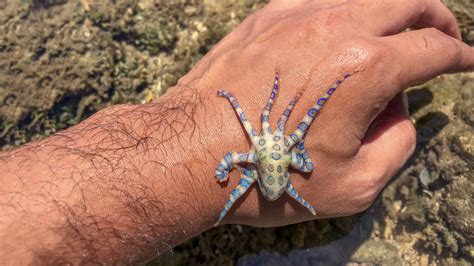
1,0 -> 473,264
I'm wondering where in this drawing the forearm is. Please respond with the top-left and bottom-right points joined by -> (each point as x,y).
0,88 -> 227,264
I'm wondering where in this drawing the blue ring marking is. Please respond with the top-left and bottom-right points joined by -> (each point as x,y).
296,195 -> 302,202
290,134 -> 298,141
298,142 -> 304,150
297,122 -> 308,132
243,169 -> 253,177
270,91 -> 276,99
239,178 -> 251,188
231,189 -> 241,198
289,188 -> 296,196
278,176 -> 284,185
317,98 -> 327,106
231,101 -> 239,108
278,123 -> 284,132
283,110 -> 290,116
327,87 -> 336,95
273,144 -> 281,151
240,112 -> 247,121
217,164 -> 225,170
277,165 -> 282,173
239,154 -> 249,161
268,165 -> 274,172
296,154 -> 302,164
271,153 -> 281,160
259,139 -> 266,146
307,162 -> 314,170
224,153 -> 233,164
262,115 -> 269,122
273,136 -> 281,141
251,129 -> 257,136
284,138 -> 290,147
219,211 -> 226,219
303,201 -> 309,207
267,176 -> 274,184
307,108 -> 318,118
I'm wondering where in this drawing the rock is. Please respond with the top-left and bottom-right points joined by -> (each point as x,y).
350,240 -> 402,266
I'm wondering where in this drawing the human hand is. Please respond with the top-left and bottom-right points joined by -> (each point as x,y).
170,0 -> 474,227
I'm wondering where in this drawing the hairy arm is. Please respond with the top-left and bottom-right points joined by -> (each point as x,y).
0,87 -> 231,264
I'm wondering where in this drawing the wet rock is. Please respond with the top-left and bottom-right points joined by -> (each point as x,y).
454,101 -> 474,127
450,130 -> 474,163
418,168 -> 438,187
350,240 -> 402,266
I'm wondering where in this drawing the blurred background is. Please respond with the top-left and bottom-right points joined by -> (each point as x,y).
0,0 -> 472,265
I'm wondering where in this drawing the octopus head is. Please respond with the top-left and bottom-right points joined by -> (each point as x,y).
256,150 -> 291,201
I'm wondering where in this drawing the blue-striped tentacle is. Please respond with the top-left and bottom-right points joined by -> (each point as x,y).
261,72 -> 281,136
286,181 -> 316,215
290,151 -> 314,173
276,94 -> 300,133
289,135 -> 313,172
286,73 -> 353,148
215,168 -> 257,225
218,90 -> 260,146
215,152 -> 257,182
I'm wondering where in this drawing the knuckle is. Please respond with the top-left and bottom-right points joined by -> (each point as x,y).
345,162 -> 383,212
423,27 -> 462,66
423,26 -> 444,37
355,175 -> 380,211
364,173 -> 382,196
349,184 -> 377,213
352,162 -> 385,208
340,38 -> 388,68
445,39 -> 463,68
355,198 -> 373,213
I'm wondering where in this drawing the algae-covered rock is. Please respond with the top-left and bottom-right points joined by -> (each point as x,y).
0,0 -> 264,149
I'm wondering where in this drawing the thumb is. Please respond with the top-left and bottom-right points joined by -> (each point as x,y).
357,92 -> 416,186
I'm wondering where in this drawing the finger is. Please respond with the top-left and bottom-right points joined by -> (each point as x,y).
356,93 -> 416,193
351,0 -> 461,39
384,28 -> 474,91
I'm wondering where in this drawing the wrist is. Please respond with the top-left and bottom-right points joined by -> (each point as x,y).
142,86 -> 235,230
156,79 -> 262,227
